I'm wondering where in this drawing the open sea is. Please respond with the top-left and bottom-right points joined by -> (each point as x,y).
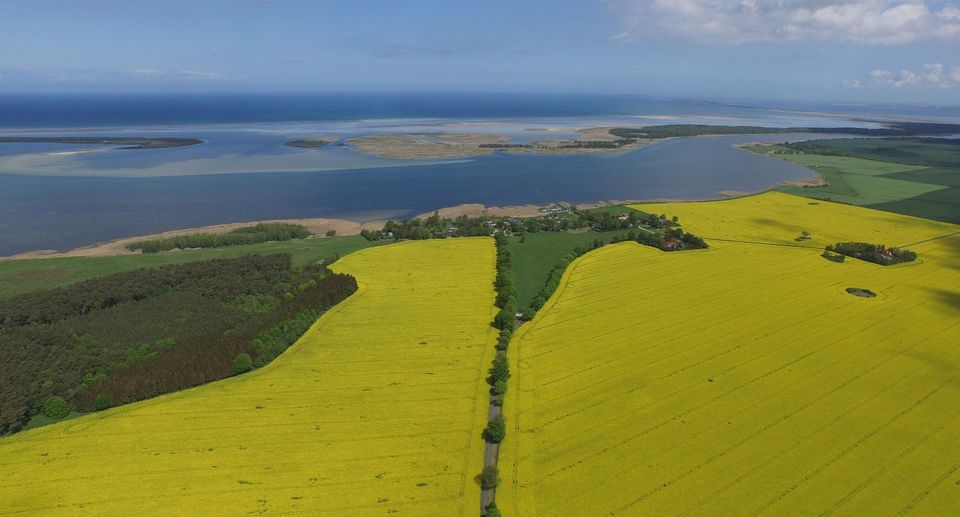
0,92 -> 957,256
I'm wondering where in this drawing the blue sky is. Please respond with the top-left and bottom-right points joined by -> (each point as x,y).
1,0 -> 959,103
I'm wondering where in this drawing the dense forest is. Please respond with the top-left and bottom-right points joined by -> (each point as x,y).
125,223 -> 312,253
0,254 -> 356,434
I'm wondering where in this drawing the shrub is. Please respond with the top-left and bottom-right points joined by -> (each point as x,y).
486,502 -> 502,517
481,466 -> 501,489
822,250 -> 845,263
42,396 -> 70,420
93,392 -> 110,411
232,353 -> 253,375
41,379 -> 54,389
485,415 -> 506,443
325,229 -> 336,237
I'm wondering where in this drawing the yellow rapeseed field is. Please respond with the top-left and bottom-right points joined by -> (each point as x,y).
501,193 -> 960,516
0,238 -> 497,516
633,191 -> 956,248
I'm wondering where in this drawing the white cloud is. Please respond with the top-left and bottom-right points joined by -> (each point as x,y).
609,0 -> 960,45
133,68 -> 163,76
853,63 -> 960,87
175,70 -> 222,79
843,79 -> 864,88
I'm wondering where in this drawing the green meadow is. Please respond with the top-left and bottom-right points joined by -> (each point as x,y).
749,138 -> 960,223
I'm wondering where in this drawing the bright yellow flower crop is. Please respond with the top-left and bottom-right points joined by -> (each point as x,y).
0,238 -> 496,516
501,193 -> 960,516
631,191 -> 955,249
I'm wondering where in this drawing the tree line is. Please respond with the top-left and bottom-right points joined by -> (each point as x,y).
480,233 -> 516,515
826,242 -> 917,265
361,206 -> 678,243
125,223 -> 311,253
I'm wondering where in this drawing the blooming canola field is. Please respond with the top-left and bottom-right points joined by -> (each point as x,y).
0,238 -> 497,515
501,193 -> 960,516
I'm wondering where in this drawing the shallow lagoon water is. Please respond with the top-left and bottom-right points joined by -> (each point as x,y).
3,91 -> 939,256
0,133 -> 816,256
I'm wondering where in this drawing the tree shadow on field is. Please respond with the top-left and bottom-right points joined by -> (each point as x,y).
749,217 -> 796,232
943,236 -> 960,271
896,346 -> 960,374
929,288 -> 960,313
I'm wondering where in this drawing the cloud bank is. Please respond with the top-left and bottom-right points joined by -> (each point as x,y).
610,0 -> 960,45
849,63 -> 960,88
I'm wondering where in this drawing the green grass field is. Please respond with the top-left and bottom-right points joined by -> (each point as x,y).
507,230 -> 624,310
775,154 -> 940,203
0,235 -> 383,300
749,138 -> 960,224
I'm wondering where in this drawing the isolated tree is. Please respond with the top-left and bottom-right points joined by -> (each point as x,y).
325,229 -> 336,237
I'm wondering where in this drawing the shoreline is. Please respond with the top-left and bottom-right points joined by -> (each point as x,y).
0,218 -> 385,262
0,190 -> 793,261
1,137 -> 827,261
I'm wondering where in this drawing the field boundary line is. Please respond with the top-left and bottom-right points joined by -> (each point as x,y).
895,230 -> 960,249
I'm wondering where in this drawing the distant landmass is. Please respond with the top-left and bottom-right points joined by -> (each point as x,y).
0,136 -> 202,149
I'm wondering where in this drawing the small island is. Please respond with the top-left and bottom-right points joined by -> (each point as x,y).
283,136 -> 338,148
0,136 -> 203,149
346,133 -> 509,159
336,128 -> 653,159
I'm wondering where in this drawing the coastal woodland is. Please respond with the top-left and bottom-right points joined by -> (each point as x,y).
0,254 -> 356,434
